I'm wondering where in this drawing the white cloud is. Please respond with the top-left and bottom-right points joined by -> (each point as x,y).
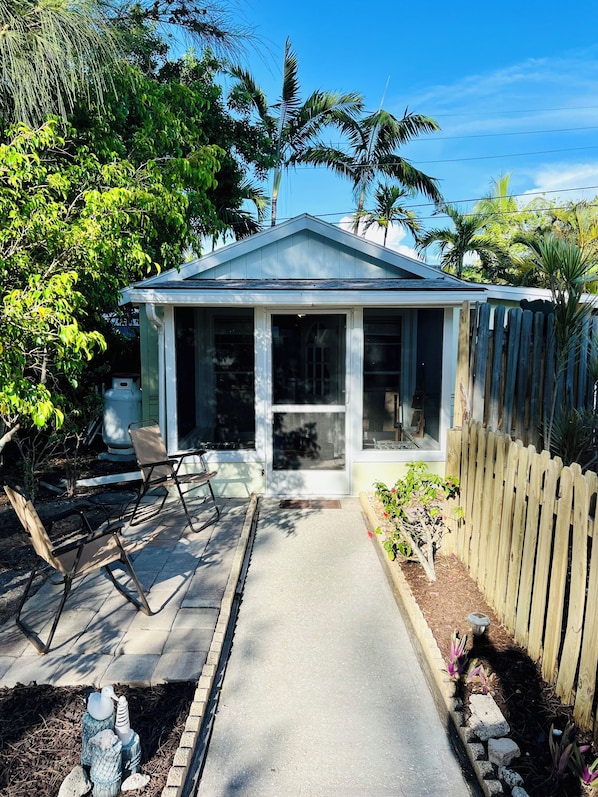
522,163 -> 598,201
337,215 -> 422,259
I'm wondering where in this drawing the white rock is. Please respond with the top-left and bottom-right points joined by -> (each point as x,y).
512,787 -> 530,797
489,736 -> 521,766
498,765 -> 524,786
468,693 -> 510,740
121,772 -> 151,791
57,765 -> 92,797
89,728 -> 118,750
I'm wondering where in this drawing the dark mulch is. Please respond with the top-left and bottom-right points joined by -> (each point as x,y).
401,553 -> 596,796
0,682 -> 195,797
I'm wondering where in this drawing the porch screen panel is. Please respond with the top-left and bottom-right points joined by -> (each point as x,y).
362,308 -> 442,450
175,307 -> 255,450
272,313 -> 346,471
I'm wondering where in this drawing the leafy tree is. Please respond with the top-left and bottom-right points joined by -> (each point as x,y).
0,118 -> 221,473
416,203 -> 511,281
0,0 -> 119,125
546,199 -> 598,263
354,183 -> 421,246
227,37 -> 363,225
110,0 -> 253,63
71,47 -> 269,244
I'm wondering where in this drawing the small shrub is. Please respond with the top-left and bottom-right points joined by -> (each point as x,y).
374,461 -> 462,581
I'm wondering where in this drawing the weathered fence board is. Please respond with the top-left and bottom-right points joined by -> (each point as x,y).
574,477 -> 598,729
513,447 -> 546,649
491,439 -> 519,611
489,305 -> 506,431
556,465 -> 589,704
528,457 -> 560,663
460,301 -> 597,450
504,444 -> 531,630
470,429 -> 491,582
542,466 -> 574,684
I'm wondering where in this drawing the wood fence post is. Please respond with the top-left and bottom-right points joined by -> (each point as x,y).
454,301 -> 471,428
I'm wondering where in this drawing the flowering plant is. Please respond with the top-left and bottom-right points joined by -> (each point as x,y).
445,631 -> 468,680
374,462 -> 462,581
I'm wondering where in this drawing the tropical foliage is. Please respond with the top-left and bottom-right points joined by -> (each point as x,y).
374,462 -> 462,582
0,117 -> 221,475
228,37 -> 363,225
416,203 -> 511,280
353,183 -> 422,245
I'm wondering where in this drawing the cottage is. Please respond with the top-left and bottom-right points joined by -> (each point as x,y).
121,214 -> 484,497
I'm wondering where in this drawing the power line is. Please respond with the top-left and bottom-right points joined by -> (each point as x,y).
417,125 -> 598,141
268,186 -> 598,227
429,105 -> 598,118
414,145 -> 598,165
325,125 -> 598,146
291,144 -> 598,170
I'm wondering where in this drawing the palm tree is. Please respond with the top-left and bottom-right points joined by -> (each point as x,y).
473,173 -> 518,218
0,0 -> 119,125
416,203 -> 511,280
548,199 -> 598,258
515,233 -> 598,452
355,183 -> 422,246
227,38 -> 363,226
307,106 -> 442,226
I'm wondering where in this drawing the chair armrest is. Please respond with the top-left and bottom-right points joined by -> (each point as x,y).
51,519 -> 125,556
140,458 -> 178,469
172,449 -> 209,470
174,448 -> 208,459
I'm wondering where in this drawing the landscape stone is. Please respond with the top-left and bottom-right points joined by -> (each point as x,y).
468,693 -> 510,740
489,736 -> 521,766
57,765 -> 92,797
511,787 -> 530,797
498,765 -> 524,787
483,780 -> 505,795
121,772 -> 151,791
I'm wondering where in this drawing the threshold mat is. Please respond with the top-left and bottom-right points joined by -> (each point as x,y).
278,499 -> 341,509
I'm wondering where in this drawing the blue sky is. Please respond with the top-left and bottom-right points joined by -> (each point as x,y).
222,0 -> 598,251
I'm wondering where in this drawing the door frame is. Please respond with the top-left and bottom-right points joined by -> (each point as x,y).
264,308 -> 354,497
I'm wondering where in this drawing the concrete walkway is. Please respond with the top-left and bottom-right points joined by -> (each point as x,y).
196,498 -> 479,797
0,495 -> 249,688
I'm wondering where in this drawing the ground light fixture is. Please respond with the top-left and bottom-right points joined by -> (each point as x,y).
467,611 -> 491,636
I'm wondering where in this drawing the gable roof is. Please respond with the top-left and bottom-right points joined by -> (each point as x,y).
122,213 -> 486,305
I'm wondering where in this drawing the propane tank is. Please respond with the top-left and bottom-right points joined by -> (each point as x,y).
101,374 -> 142,461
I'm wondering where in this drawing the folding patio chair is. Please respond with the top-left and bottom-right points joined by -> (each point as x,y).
128,421 -> 220,532
3,483 -> 153,655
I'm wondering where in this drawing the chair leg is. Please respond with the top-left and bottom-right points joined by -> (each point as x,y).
104,552 -> 152,616
128,482 -> 168,527
16,566 -> 72,655
175,480 -> 220,533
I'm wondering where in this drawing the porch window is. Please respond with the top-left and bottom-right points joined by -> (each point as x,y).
175,307 -> 255,450
362,308 -> 442,450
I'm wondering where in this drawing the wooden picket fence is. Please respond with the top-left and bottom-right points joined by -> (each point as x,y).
454,301 -> 598,449
445,421 -> 598,739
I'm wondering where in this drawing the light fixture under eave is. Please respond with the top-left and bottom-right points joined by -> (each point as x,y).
467,611 -> 491,636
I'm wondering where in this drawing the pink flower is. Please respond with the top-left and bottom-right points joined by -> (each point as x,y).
367,530 -> 374,539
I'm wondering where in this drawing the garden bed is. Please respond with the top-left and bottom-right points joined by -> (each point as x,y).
363,491 -> 597,797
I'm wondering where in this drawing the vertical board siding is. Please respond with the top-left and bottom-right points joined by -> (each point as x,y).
448,422 -> 598,738
461,302 -> 597,449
